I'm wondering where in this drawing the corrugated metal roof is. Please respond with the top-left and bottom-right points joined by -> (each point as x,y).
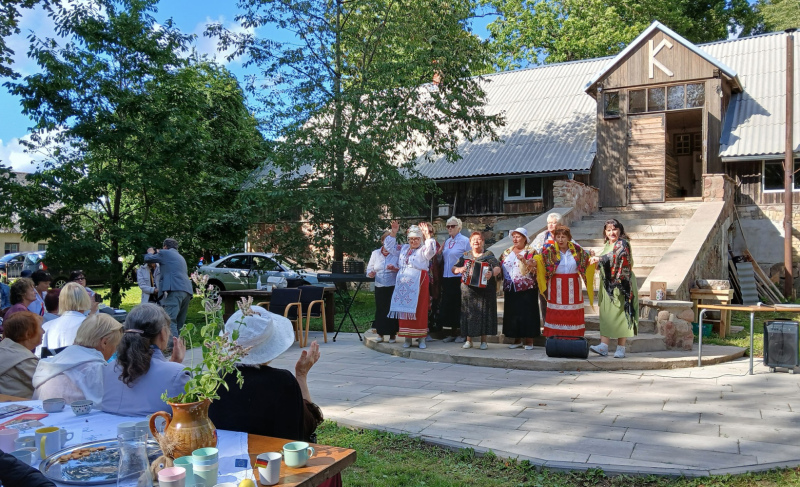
708,32 -> 800,159
415,58 -> 608,180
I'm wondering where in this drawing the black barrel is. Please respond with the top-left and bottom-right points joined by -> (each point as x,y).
545,336 -> 589,359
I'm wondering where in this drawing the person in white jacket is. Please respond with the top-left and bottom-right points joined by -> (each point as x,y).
384,221 -> 437,349
33,313 -> 123,406
40,282 -> 94,356
136,262 -> 161,304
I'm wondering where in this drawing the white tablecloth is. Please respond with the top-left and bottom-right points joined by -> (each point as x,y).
7,400 -> 251,486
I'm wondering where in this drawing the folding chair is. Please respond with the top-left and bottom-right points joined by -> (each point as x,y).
261,288 -> 303,344
299,285 -> 327,347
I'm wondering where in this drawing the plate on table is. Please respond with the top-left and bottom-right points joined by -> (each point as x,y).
39,439 -> 162,485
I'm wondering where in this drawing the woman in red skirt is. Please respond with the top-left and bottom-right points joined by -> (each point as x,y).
534,225 -> 596,337
384,221 -> 437,348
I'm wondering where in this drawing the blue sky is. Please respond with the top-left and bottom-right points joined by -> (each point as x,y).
0,1 -> 494,173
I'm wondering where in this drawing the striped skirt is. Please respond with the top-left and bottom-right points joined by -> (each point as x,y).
542,273 -> 585,337
398,270 -> 430,338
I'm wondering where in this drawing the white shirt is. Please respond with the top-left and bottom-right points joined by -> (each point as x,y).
555,250 -> 578,274
366,248 -> 399,287
41,311 -> 87,353
384,235 -> 437,271
33,345 -> 107,406
442,233 -> 470,278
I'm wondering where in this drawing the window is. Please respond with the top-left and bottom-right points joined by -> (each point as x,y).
603,92 -> 620,117
692,133 -> 702,152
38,243 -> 47,251
763,159 -> 800,192
505,177 -> 543,200
647,87 -> 666,111
4,243 -> 18,255
252,256 -> 281,272
217,255 -> 250,269
667,85 -> 685,110
674,134 -> 692,155
629,90 -> 646,113
686,83 -> 705,108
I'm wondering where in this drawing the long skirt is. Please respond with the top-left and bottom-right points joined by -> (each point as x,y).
398,271 -> 430,338
503,287 -> 541,339
461,284 -> 498,338
598,270 -> 639,339
374,286 -> 399,336
438,277 -> 462,331
543,273 -> 585,337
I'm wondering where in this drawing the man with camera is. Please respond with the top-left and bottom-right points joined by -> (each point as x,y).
144,238 -> 193,347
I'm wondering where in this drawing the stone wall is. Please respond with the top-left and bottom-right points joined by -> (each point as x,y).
702,173 -> 736,202
641,299 -> 695,350
552,180 -> 599,220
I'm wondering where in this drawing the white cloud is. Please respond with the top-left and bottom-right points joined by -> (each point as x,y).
190,16 -> 253,65
0,135 -> 46,173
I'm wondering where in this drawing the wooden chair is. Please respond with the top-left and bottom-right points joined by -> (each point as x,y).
259,288 -> 303,344
299,285 -> 327,347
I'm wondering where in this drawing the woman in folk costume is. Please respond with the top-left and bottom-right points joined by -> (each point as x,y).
384,221 -> 437,348
589,219 -> 638,358
366,231 -> 400,343
533,225 -> 596,337
499,228 -> 540,350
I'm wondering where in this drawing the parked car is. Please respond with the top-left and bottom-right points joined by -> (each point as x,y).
27,251 -> 113,288
0,252 -> 24,282
197,252 -> 330,295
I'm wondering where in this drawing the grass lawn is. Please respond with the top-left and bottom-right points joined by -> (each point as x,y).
317,422 -> 800,486
698,308 -> 800,357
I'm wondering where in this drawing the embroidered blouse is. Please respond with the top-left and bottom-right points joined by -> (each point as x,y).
533,242 -> 597,305
442,233 -> 470,278
384,235 -> 437,271
366,248 -> 399,287
500,246 -> 536,292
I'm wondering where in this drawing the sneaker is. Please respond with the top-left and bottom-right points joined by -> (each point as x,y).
479,342 -> 488,350
614,346 -> 626,358
443,336 -> 456,343
419,340 -> 427,349
454,336 -> 466,343
589,344 -> 609,356
375,336 -> 384,343
462,341 -> 472,349
403,338 -> 411,348
508,343 -> 523,349
425,335 -> 434,342
524,345 -> 534,350
388,336 -> 396,343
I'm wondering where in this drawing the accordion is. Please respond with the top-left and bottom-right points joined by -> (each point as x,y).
462,260 -> 490,288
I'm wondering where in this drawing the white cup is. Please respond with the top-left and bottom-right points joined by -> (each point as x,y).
14,436 -> 35,449
35,427 -> 63,459
0,429 -> 19,452
256,452 -> 282,486
117,421 -> 138,439
19,447 -> 38,465
10,449 -> 33,465
193,462 -> 218,487
157,466 -> 186,487
59,428 -> 74,445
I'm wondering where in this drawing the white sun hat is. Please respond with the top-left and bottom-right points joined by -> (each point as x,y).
511,227 -> 529,242
223,305 -> 295,365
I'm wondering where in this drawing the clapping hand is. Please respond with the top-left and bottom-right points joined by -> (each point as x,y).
296,340 -> 320,377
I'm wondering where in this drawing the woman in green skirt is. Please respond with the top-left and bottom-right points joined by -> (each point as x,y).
589,219 -> 638,358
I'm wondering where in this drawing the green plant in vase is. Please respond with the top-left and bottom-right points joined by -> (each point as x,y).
152,272 -> 251,459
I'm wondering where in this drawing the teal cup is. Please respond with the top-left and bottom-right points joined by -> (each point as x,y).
282,441 -> 315,468
192,462 -> 217,487
173,456 -> 194,486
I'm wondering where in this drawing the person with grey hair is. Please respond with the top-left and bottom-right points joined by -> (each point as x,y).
145,238 -> 193,346
440,216 -> 470,342
531,212 -> 562,253
101,303 -> 188,416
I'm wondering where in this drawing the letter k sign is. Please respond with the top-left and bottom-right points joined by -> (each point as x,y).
649,38 -> 674,78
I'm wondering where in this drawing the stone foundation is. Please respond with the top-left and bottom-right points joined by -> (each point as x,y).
553,180 -> 599,218
641,299 -> 695,350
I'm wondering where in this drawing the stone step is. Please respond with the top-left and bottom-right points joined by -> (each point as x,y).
577,238 -> 676,247
581,210 -> 697,221
584,316 -> 655,334
570,229 -> 681,239
572,217 -> 690,228
582,246 -> 671,257
583,331 -> 667,353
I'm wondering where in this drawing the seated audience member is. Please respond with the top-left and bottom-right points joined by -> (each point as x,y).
69,270 -> 96,300
0,280 -> 10,310
0,311 -> 44,398
5,278 -> 37,319
209,306 -> 324,443
43,288 -> 61,322
102,303 -> 189,416
28,270 -> 52,317
41,282 -> 92,356
33,313 -> 123,405
0,450 -> 56,487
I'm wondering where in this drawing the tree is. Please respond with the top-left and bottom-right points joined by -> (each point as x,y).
209,0 -> 503,263
484,0 -> 761,69
758,0 -> 800,32
0,0 -> 47,79
5,0 -> 266,305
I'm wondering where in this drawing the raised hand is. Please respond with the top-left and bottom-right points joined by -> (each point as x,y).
390,220 -> 400,236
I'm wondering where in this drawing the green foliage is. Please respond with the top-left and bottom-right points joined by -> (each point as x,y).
162,272 -> 250,404
0,0 -> 44,79
758,0 -> 800,32
484,0 -> 762,69
209,0 -> 503,264
4,0 -> 266,306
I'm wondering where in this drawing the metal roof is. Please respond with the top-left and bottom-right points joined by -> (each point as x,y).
414,58 -> 608,180
709,32 -> 800,159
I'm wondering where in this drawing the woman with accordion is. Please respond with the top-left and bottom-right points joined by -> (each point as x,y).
451,232 -> 501,350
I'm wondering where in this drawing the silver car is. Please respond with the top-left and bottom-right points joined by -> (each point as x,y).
197,252 -> 327,294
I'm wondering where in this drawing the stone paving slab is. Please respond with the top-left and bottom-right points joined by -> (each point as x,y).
186,331 -> 800,476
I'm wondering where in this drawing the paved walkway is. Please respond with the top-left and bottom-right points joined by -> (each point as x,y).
193,331 -> 800,476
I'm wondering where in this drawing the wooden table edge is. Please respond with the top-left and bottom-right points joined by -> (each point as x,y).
247,433 -> 356,487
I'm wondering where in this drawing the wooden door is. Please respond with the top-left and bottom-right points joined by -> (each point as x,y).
627,114 -> 666,203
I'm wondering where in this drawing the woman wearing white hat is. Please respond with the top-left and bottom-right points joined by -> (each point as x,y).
499,228 -> 540,350
383,220 -> 437,348
209,306 -> 324,443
